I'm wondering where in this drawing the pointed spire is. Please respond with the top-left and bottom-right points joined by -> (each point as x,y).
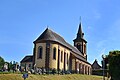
47,25 -> 49,29
77,21 -> 82,35
77,17 -> 84,38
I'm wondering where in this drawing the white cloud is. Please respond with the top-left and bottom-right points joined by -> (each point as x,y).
99,48 -> 106,57
87,26 -> 92,30
96,40 -> 107,48
94,11 -> 101,20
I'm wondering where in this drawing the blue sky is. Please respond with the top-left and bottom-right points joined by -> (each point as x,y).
0,0 -> 120,65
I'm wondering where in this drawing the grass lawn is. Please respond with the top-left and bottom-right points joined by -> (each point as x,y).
0,74 -> 104,80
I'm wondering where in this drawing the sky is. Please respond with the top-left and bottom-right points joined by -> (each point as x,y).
0,0 -> 120,65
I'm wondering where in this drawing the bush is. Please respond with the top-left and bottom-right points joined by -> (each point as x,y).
52,68 -> 57,75
92,69 -> 108,76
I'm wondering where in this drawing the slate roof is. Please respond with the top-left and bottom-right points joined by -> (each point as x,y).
21,55 -> 33,63
92,59 -> 101,69
34,28 -> 87,62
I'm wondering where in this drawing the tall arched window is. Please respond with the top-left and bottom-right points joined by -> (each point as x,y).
38,46 -> 42,59
77,43 -> 81,51
67,53 -> 68,64
84,44 -> 86,53
53,47 -> 56,60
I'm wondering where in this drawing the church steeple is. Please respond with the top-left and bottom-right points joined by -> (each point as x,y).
73,20 -> 87,60
77,22 -> 84,39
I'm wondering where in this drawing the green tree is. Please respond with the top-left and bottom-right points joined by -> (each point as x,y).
0,56 -> 5,69
9,61 -> 13,70
108,50 -> 120,80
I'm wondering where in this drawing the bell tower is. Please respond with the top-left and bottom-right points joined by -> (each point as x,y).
73,21 -> 87,59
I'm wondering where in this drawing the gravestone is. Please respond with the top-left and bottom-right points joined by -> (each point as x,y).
22,73 -> 28,80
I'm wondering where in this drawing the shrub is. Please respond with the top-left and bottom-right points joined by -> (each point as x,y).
92,69 -> 108,76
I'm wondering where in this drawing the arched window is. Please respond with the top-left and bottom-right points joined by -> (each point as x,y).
84,45 -> 86,53
53,47 -> 56,60
77,43 -> 81,51
38,46 -> 42,59
67,53 -> 68,64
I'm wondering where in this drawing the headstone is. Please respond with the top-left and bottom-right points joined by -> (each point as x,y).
3,63 -> 8,71
22,73 -> 28,80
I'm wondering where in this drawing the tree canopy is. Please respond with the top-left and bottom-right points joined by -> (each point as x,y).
108,50 -> 120,80
0,56 -> 5,69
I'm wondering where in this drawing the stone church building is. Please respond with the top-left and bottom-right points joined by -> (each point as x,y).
21,22 -> 91,74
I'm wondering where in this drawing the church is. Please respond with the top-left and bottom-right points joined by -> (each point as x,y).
21,22 -> 92,74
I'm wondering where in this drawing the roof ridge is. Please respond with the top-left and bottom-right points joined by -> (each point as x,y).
34,27 -> 86,62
